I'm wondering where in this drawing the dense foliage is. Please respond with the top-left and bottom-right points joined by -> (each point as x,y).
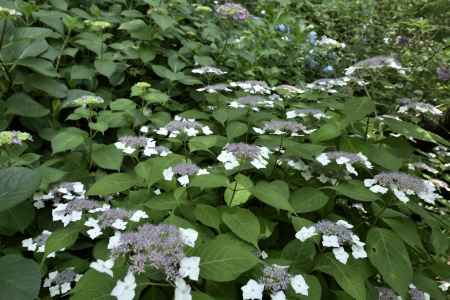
0,0 -> 449,299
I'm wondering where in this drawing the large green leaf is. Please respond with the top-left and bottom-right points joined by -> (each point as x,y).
330,180 -> 379,202
342,97 -> 375,124
87,173 -> 138,196
195,235 -> 259,281
45,224 -> 82,256
0,167 -> 41,212
0,202 -> 35,235
135,154 -> 184,186
91,144 -> 124,170
190,174 -> 229,188
251,180 -> 294,211
315,254 -> 373,300
222,207 -> 260,247
51,127 -> 87,154
6,93 -> 49,117
367,228 -> 413,297
0,255 -> 41,300
71,270 -> 115,300
194,204 -> 221,231
290,187 -> 329,213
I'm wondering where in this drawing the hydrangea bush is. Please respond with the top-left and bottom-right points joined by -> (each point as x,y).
0,1 -> 449,300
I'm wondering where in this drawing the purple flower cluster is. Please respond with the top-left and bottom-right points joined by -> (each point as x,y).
216,3 -> 249,21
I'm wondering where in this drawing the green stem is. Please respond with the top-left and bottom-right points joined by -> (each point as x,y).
55,29 -> 71,71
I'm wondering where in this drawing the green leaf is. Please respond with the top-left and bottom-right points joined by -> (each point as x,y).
152,65 -> 177,81
251,180 -> 294,211
224,174 -> 253,207
195,235 -> 259,281
331,180 -> 379,202
367,228 -> 412,297
87,173 -> 137,196
135,154 -> 184,186
25,74 -> 68,98
310,119 -> 343,143
192,291 -> 215,300
6,93 -> 49,117
342,97 -> 375,124
290,187 -> 329,213
51,127 -> 87,154
151,13 -> 176,31
315,253 -> 373,300
0,255 -> 41,300
189,135 -> 227,152
45,224 -> 82,255
382,217 -> 425,252
71,270 -> 115,300
190,174 -> 229,188
16,57 -> 58,77
194,204 -> 221,231
226,122 -> 248,140
382,117 -> 449,146
222,207 -> 260,247
0,167 -> 41,212
92,144 -> 124,170
0,202 -> 35,236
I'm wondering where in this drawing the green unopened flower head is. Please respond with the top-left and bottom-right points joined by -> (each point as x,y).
0,131 -> 32,146
195,5 -> 212,13
131,82 -> 151,97
84,20 -> 112,31
0,6 -> 22,19
73,95 -> 104,107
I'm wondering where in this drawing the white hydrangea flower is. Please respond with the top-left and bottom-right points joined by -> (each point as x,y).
108,231 -> 122,249
290,274 -> 309,296
179,256 -> 201,281
241,279 -> 264,300
111,271 -> 136,300
85,218 -> 102,239
218,143 -> 271,170
271,290 -> 286,300
174,278 -> 192,300
438,280 -> 450,292
332,247 -> 349,264
295,226 -> 317,242
90,258 -> 115,277
52,203 -> 83,227
156,116 -> 213,138
129,210 -> 149,222
179,228 -> 198,247
112,219 -> 128,230
192,66 -> 227,75
322,235 -> 340,248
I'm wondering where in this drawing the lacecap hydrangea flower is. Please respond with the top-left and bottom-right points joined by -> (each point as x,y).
0,6 -> 22,18
229,95 -> 278,111
163,163 -> 209,186
196,83 -> 232,93
0,130 -> 32,146
345,55 -> 406,76
99,224 -> 200,300
286,108 -> 328,120
43,268 -> 82,297
397,98 -> 442,116
52,199 -> 110,227
33,181 -> 85,209
218,143 -> 271,170
84,20 -> 112,31
72,95 -> 104,107
241,264 -> 309,300
295,220 -> 367,264
216,2 -> 250,21
229,80 -> 272,94
156,116 -> 213,138
114,135 -> 171,157
191,66 -> 227,75
22,230 -> 57,258
364,172 -> 440,204
253,120 -> 312,136
316,151 -> 373,175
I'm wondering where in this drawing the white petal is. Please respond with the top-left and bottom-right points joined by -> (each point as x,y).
333,247 -> 349,264
112,219 -> 128,230
163,168 -> 174,181
130,210 -> 149,222
316,153 -> 331,165
179,256 -> 200,281
392,188 -> 410,203
290,274 -> 309,296
202,126 -> 213,135
174,278 -> 192,300
336,220 -> 353,229
336,157 -> 350,165
295,226 -> 317,242
241,279 -> 264,300
90,259 -> 115,277
108,232 -> 122,249
322,235 -> 340,248
177,175 -> 190,186
179,228 -> 198,247
363,179 -> 376,187
185,128 -> 198,137
251,158 -> 267,169
111,271 -> 136,300
370,185 -> 389,194
351,244 -> 367,259
271,290 -> 286,300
